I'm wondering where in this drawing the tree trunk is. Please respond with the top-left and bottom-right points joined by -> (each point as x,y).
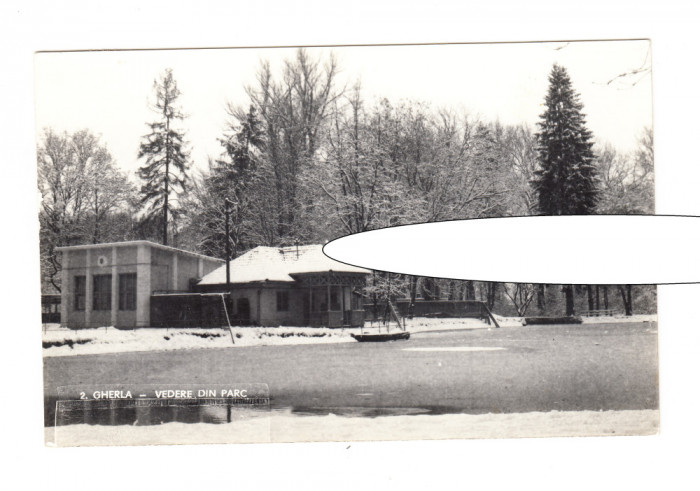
618,285 -> 633,316
537,284 -> 545,310
163,115 -> 170,246
408,276 -> 418,319
486,282 -> 497,310
587,285 -> 595,311
371,271 -> 378,320
563,284 -> 575,316
603,286 -> 609,310
421,277 -> 432,301
465,281 -> 476,301
93,190 -> 100,243
595,285 -> 600,310
422,277 -> 440,301
448,281 -> 456,300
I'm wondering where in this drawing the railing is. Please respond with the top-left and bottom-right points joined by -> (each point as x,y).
41,294 -> 62,324
151,290 -> 192,295
389,300 -> 490,319
580,309 -> 617,317
309,311 -> 364,328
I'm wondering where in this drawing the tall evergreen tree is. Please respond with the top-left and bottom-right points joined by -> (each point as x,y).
209,106 -> 264,257
137,68 -> 190,245
177,105 -> 266,259
533,64 -> 598,215
533,64 -> 599,316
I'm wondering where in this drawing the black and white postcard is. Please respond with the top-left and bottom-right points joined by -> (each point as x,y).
36,41 -> 658,447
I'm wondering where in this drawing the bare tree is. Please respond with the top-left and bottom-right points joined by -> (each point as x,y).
243,49 -> 341,243
84,150 -> 135,243
503,283 -> 537,316
37,128 -> 133,292
499,123 -> 539,215
313,88 -> 423,236
596,135 -> 654,215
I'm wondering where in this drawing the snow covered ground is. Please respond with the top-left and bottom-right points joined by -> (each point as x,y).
41,317 -> 500,357
41,313 -> 655,357
580,314 -> 657,324
48,408 -> 659,447
42,325 -> 357,357
404,315 -> 523,329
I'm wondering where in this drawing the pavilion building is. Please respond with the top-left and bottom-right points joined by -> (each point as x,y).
195,244 -> 370,327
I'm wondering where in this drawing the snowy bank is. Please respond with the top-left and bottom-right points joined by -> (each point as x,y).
48,408 -> 659,447
580,314 -> 657,324
42,317 -> 510,357
43,312 -> 649,358
395,316 -> 521,331
42,325 -> 356,357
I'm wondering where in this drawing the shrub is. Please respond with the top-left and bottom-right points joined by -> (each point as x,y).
187,331 -> 223,339
42,338 -> 93,349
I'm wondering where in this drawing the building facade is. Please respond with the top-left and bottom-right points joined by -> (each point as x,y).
57,241 -> 223,328
196,245 -> 370,327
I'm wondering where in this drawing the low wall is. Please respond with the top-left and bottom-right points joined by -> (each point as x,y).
150,294 -> 251,328
365,300 -> 490,320
151,294 -> 365,328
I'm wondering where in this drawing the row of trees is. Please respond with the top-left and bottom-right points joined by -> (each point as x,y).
37,50 -> 655,316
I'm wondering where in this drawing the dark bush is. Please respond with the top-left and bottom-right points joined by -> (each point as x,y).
42,338 -> 93,349
187,331 -> 223,339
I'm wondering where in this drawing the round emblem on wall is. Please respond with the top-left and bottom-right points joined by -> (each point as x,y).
97,255 -> 108,267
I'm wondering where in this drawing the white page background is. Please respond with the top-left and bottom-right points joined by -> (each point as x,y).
2,1 -> 699,489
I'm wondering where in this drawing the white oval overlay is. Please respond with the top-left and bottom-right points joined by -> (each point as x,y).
323,215 -> 700,285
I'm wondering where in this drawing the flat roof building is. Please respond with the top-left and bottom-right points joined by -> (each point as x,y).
57,241 -> 223,328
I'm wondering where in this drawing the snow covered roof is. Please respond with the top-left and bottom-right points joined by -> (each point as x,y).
198,244 -> 370,285
56,240 -> 224,263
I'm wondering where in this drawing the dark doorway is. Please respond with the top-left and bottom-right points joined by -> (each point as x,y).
236,298 -> 251,324
302,291 -> 310,325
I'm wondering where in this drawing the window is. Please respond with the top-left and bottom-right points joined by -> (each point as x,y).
74,276 -> 86,311
276,291 -> 289,312
119,273 -> 137,311
93,274 -> 112,311
351,291 -> 363,310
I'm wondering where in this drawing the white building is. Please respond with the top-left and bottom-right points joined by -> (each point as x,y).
57,241 -> 223,328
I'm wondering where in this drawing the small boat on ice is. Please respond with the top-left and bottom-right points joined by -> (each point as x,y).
351,331 -> 410,342
353,299 -> 410,342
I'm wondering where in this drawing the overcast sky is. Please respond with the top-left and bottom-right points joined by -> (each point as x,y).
34,40 -> 652,178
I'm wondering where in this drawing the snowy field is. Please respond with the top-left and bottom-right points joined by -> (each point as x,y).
41,314 -> 656,357
405,314 -> 523,329
48,408 -> 659,447
580,314 -> 657,324
41,317 -> 497,357
42,325 -> 356,357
